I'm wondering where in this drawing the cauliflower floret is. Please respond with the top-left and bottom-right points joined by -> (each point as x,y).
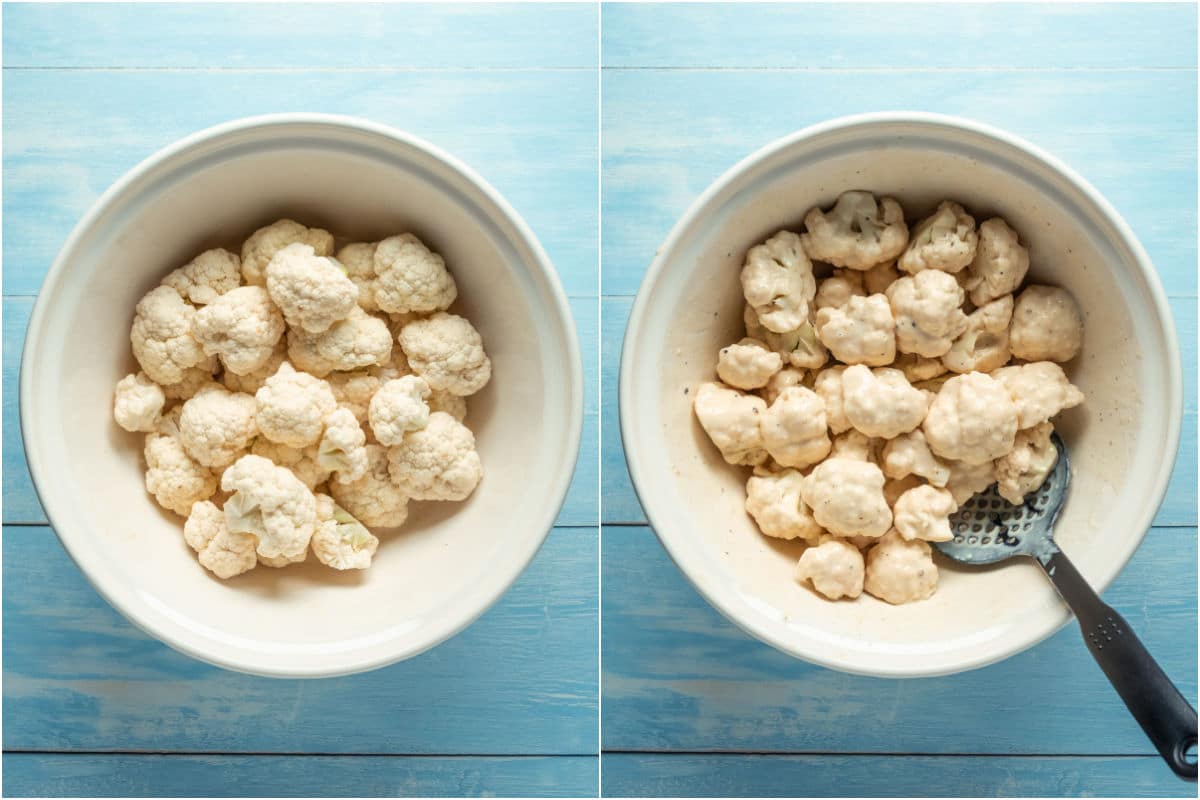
893,352 -> 947,383
221,454 -> 318,559
716,338 -> 782,390
815,294 -> 896,366
144,426 -> 219,517
881,430 -> 951,487
162,248 -> 242,305
258,550 -> 308,568
892,485 -> 956,542
286,306 -> 393,377
760,387 -> 831,469
398,312 -> 491,396
337,242 -> 380,312
693,382 -> 768,466
240,218 -> 334,287
740,230 -> 817,333
829,429 -> 883,464
184,500 -> 257,579
1009,285 -> 1084,362
221,340 -> 286,395
898,201 -> 978,274
761,367 -> 807,405
130,285 -> 208,385
863,259 -> 901,295
317,407 -> 369,484
255,362 -> 337,448
114,372 -> 165,432
800,457 -> 892,538
743,305 -> 830,370
814,268 -> 866,310
994,422 -> 1059,504
369,376 -> 431,446
992,362 -> 1085,429
944,459 -> 997,506
795,536 -> 865,600
428,389 -> 468,422
329,444 -> 409,527
744,469 -> 823,542
250,438 -> 331,490
942,295 -> 1013,373
842,366 -> 928,439
372,233 -> 458,314
326,369 -> 383,424
883,474 -> 923,507
802,191 -> 909,270
192,286 -> 286,376
923,372 -> 1018,465
886,269 -> 968,357
812,366 -> 850,434
162,359 -> 220,401
864,530 -> 938,604
178,385 -> 259,468
265,242 -> 358,334
961,218 -> 1030,306
387,411 -> 482,501
311,494 -> 379,570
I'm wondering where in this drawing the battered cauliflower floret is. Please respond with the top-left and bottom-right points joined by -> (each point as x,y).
326,369 -> 383,424
329,444 -> 410,528
992,362 -> 1085,429
255,362 -> 337,448
1009,285 -> 1084,362
221,340 -> 287,395
740,230 -> 817,333
923,373 -> 1018,465
130,285 -> 208,385
144,425 -> 218,516
795,536 -> 865,600
336,242 -> 380,312
744,305 -> 830,370
221,454 -> 318,559
961,218 -> 1030,306
898,201 -> 978,274
744,469 -> 823,542
814,294 -> 896,366
178,385 -> 259,468
760,387 -> 831,469
842,366 -> 929,439
761,367 -> 807,405
240,218 -> 334,287
113,372 -> 165,432
814,269 -> 866,310
265,242 -> 359,334
800,457 -> 892,538
428,389 -> 468,422
829,430 -> 883,464
892,485 -> 956,542
398,312 -> 492,396
286,306 -> 393,376
944,459 -> 997,506
812,366 -> 850,434
716,338 -> 783,390
894,352 -> 947,383
316,407 -> 368,484
886,269 -> 969,357
192,285 -> 286,376
693,382 -> 769,466
881,430 -> 951,487
369,376 -> 431,446
994,422 -> 1059,504
387,411 -> 482,501
372,233 -> 458,314
864,530 -> 938,604
162,248 -> 242,305
863,259 -> 901,295
942,295 -> 1013,373
250,438 -> 331,490
801,191 -> 909,270
184,500 -> 257,579
311,494 -> 379,570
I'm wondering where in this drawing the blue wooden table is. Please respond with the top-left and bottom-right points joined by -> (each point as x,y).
2,4 -> 598,797
599,3 -> 1198,797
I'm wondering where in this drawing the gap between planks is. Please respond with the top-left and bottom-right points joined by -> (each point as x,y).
3,750 -> 598,758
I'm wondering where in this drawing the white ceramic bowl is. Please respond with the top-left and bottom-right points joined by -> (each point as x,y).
21,114 -> 583,678
620,112 -> 1181,677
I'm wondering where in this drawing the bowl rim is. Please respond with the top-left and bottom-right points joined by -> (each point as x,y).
20,112 -> 584,678
619,110 -> 1183,678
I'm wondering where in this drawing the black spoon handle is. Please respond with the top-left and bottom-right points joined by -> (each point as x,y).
1040,549 -> 1197,779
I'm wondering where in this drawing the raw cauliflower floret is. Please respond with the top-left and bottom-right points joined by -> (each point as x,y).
886,269 -> 968,357
992,361 -> 1085,429
311,494 -> 379,570
761,367 -> 807,405
795,536 -> 865,600
744,469 -> 823,542
800,457 -> 892,538
329,444 -> 409,528
894,352 -> 947,384
184,500 -> 257,579
192,285 -> 286,376
693,382 -> 768,466
898,201 -> 978,274
250,438 -> 331,490
961,218 -> 1030,306
326,369 -> 383,424
114,372 -> 165,432
387,411 -> 482,501
717,338 -> 782,390
740,230 -> 817,333
884,474 -> 923,507
815,294 -> 896,366
1009,285 -> 1084,362
372,233 -> 458,314
162,248 -> 242,305
258,550 -> 308,568
760,387 -> 831,469
842,366 -> 929,439
814,269 -> 866,310
222,340 -> 286,395
428,389 -> 468,422
337,242 -> 380,312
944,459 -> 998,506
801,191 -> 909,270
317,408 -> 369,484
864,530 -> 938,604
221,454 -> 318,559
162,360 -> 220,401
398,312 -> 491,396
255,362 -> 337,448
240,218 -> 334,287
812,366 -> 850,434
369,376 -> 431,446
863,260 -> 901,295
942,295 -> 1013,373
829,429 -> 883,464
130,285 -> 208,385
178,384 -> 259,468
265,242 -> 359,334
881,430 -> 951,487
892,485 -> 956,542
994,422 -> 1059,504
286,306 -> 393,376
144,426 -> 218,516
923,372 -> 1018,465
744,305 -> 829,370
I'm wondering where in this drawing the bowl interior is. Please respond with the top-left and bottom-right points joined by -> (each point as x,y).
22,120 -> 580,676
623,117 -> 1178,676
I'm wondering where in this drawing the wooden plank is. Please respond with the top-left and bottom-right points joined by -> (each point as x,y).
600,525 -> 1197,755
3,753 -> 597,798
3,3 -> 598,70
2,525 -> 598,755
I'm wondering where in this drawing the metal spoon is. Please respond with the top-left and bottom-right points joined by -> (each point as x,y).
936,433 -> 1197,779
